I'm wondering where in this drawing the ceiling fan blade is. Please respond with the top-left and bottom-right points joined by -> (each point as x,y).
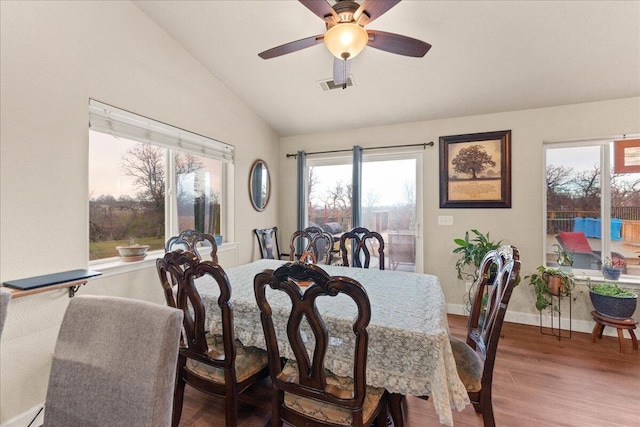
366,30 -> 431,57
299,0 -> 339,25
333,57 -> 351,86
258,35 -> 324,59
354,0 -> 401,26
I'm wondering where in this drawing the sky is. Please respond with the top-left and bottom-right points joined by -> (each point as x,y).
89,130 -> 222,200
308,158 -> 417,207
89,130 -> 140,199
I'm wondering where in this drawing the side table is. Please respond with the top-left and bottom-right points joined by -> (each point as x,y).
591,310 -> 638,354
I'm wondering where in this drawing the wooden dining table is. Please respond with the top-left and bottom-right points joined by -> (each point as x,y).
195,259 -> 470,426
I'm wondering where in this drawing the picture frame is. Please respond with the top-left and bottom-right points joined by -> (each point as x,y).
439,130 -> 512,208
614,139 -> 640,174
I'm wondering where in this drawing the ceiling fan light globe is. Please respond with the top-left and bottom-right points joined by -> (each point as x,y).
324,23 -> 368,60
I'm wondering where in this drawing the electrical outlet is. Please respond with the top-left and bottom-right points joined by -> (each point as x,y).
438,215 -> 454,226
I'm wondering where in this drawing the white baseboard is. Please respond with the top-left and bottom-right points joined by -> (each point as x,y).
447,304 -> 620,338
1,403 -> 44,427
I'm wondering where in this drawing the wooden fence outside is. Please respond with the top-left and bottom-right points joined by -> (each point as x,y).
548,208 -> 640,243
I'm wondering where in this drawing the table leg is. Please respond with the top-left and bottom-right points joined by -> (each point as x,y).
389,393 -> 406,427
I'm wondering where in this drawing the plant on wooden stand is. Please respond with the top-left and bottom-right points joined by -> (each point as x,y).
525,266 -> 576,312
588,281 -> 637,319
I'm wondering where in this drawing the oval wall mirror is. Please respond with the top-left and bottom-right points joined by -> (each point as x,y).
249,159 -> 271,211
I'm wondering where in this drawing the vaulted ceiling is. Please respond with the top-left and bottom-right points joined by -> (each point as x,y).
134,1 -> 640,137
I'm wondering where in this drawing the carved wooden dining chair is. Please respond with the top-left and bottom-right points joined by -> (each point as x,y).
449,245 -> 521,427
254,262 -> 388,427
166,229 -> 219,263
288,227 -> 334,264
254,226 -> 288,260
339,227 -> 386,270
158,250 -> 269,427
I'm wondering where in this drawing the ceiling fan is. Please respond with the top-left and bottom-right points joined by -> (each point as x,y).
258,0 -> 431,87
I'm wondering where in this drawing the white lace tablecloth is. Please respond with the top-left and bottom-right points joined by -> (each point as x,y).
196,259 -> 469,426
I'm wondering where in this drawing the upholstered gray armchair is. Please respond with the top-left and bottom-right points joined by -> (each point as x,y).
0,287 -> 12,339
44,295 -> 183,427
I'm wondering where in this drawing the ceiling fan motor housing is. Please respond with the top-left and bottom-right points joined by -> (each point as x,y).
327,1 -> 367,28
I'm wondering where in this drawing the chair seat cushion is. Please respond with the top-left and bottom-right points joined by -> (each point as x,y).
186,334 -> 268,383
281,361 -> 385,426
449,336 -> 483,392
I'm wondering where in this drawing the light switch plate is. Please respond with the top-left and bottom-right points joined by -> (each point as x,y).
438,215 -> 454,226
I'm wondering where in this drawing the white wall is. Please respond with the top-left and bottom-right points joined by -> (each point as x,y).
2,1 -> 639,424
279,97 -> 640,325
0,1 -> 279,422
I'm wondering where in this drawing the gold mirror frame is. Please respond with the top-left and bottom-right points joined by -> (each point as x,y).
249,159 -> 271,211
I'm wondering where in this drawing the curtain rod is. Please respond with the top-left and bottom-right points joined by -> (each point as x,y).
285,141 -> 434,158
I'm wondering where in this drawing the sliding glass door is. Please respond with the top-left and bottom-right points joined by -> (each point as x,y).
305,150 -> 422,272
362,153 -> 421,271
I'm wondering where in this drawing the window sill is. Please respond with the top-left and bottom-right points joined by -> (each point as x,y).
572,270 -> 640,290
89,242 -> 239,278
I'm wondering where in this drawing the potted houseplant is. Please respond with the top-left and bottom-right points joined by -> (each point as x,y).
552,244 -> 574,273
453,229 -> 503,313
452,229 -> 502,282
589,282 -> 637,319
601,257 -> 625,280
526,266 -> 575,312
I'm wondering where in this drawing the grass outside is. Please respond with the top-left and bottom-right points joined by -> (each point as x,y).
90,237 -> 165,260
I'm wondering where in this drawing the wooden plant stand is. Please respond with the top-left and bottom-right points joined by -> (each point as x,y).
591,310 -> 638,354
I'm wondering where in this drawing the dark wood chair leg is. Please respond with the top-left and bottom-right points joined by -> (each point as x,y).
226,386 -> 238,427
172,356 -> 187,427
480,389 -> 495,427
375,402 -> 388,427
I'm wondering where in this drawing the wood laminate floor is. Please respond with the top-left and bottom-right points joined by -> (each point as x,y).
178,315 -> 640,427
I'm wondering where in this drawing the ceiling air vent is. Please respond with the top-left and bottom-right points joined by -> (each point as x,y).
318,76 -> 355,91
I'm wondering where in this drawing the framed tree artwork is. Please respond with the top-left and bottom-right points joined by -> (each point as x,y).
439,130 -> 512,208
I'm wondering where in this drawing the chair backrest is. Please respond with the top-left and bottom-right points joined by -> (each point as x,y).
254,227 -> 283,259
44,295 -> 183,427
157,249 -> 199,308
0,287 -> 12,340
466,245 -> 521,390
160,250 -> 238,375
254,262 -> 372,418
339,227 -> 385,270
166,229 -> 218,264
288,227 -> 334,264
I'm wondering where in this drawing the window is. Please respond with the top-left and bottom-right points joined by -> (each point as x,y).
88,100 -> 233,261
544,138 -> 639,280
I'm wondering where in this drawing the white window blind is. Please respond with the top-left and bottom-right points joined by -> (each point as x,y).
88,99 -> 234,163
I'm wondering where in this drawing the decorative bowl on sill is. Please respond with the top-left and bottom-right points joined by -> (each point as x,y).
116,244 -> 150,262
